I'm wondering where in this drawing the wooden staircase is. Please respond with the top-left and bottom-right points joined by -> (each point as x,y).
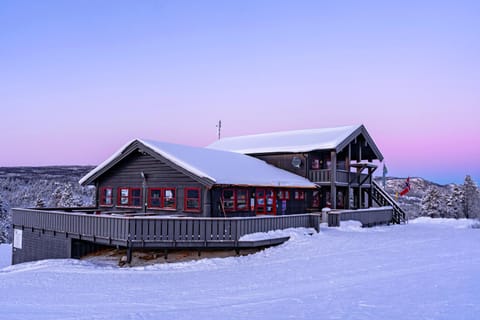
371,180 -> 407,224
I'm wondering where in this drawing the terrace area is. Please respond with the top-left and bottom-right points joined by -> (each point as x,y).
11,206 -> 393,265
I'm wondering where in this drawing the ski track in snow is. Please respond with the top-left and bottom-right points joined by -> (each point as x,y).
1,218 -> 479,320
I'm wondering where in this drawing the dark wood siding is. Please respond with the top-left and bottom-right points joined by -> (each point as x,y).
96,151 -> 208,216
99,151 -> 199,186
253,153 -> 307,177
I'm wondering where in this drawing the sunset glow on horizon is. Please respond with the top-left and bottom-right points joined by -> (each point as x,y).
1,1 -> 479,185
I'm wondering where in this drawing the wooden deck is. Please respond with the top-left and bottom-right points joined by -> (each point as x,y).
12,208 -> 322,264
11,206 -> 397,265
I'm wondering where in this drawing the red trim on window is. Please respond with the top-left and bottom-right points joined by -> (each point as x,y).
222,189 -> 236,212
163,188 -> 176,210
222,189 -> 249,212
184,187 -> 201,213
148,188 -> 162,209
147,187 -> 177,210
118,187 -> 129,207
117,187 -> 142,208
236,189 -> 249,212
130,188 -> 142,208
256,188 -> 276,215
100,187 -> 113,207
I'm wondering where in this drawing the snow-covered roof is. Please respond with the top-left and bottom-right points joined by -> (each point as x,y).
80,139 -> 316,188
207,124 -> 366,154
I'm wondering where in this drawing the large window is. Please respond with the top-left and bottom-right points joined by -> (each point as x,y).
184,188 -> 201,212
148,188 -> 176,210
278,190 -> 290,200
100,187 -> 113,206
294,190 -> 305,200
222,189 -> 249,212
223,189 -> 235,211
236,189 -> 248,211
118,187 -> 142,208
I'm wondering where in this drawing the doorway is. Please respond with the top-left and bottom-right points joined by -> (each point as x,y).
256,189 -> 276,215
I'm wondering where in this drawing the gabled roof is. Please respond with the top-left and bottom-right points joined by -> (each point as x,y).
79,139 -> 317,188
207,124 -> 383,160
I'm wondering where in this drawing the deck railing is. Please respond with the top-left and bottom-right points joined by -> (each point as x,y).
338,207 -> 393,227
12,208 -> 321,248
308,169 -> 371,185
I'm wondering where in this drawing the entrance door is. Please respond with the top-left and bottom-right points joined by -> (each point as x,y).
256,189 -> 276,215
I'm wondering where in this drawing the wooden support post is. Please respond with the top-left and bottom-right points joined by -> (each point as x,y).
126,246 -> 133,264
368,167 -> 373,208
203,188 -> 211,217
330,150 -> 337,209
367,188 -> 373,208
347,144 -> 351,209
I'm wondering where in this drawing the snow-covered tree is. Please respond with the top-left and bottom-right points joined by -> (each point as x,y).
59,184 -> 74,207
35,197 -> 46,208
446,185 -> 464,219
52,185 -> 63,207
0,193 -> 11,243
421,187 -> 444,218
73,195 -> 83,207
463,175 -> 480,219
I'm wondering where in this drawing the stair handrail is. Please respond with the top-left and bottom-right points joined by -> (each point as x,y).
372,180 -> 407,223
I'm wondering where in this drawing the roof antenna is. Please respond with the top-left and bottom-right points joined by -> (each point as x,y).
216,120 -> 222,140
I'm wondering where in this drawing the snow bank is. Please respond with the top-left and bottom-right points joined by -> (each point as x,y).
409,217 -> 478,228
335,220 -> 363,231
239,227 -> 315,241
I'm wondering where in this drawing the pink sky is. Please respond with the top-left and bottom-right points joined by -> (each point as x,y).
1,1 -> 479,184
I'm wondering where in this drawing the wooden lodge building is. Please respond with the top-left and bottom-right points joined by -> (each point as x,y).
80,124 -> 387,216
78,138 -> 318,217
11,124 -> 406,265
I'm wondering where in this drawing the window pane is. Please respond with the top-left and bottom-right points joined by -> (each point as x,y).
163,189 -> 176,208
237,190 -> 247,210
187,189 -> 199,198
187,199 -> 199,209
132,197 -> 141,207
223,190 -> 235,210
164,189 -> 174,199
132,189 -> 141,197
150,189 -> 161,207
224,190 -> 234,199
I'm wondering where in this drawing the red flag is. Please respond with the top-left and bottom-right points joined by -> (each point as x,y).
399,177 -> 411,196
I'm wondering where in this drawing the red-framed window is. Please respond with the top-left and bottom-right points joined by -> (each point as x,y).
294,190 -> 305,200
278,190 -> 290,200
117,187 -> 142,208
222,189 -> 249,212
100,187 -> 113,206
184,187 -> 201,212
148,188 -> 176,210
236,189 -> 248,211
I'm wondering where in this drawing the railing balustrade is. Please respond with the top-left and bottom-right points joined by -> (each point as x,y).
12,209 -> 322,247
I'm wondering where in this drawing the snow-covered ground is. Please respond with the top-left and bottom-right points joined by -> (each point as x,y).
1,218 -> 480,320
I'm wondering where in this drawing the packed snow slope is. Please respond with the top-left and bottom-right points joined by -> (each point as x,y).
1,218 -> 480,320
